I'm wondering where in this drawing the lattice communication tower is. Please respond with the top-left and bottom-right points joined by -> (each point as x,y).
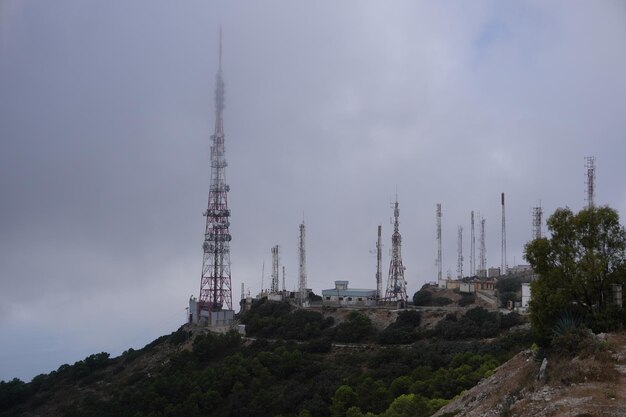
271,245 -> 280,293
199,30 -> 233,314
457,225 -> 463,279
585,156 -> 596,209
479,216 -> 486,273
470,211 -> 476,276
298,222 -> 307,305
532,204 -> 543,240
385,199 -> 407,304
436,204 -> 443,286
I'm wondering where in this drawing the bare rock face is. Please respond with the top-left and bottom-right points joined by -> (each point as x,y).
434,333 -> 626,417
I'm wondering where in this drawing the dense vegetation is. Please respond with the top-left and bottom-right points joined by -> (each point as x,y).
0,300 -> 530,417
412,287 -> 453,307
525,206 -> 626,343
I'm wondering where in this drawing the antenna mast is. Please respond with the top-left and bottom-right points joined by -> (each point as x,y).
501,192 -> 507,275
271,245 -> 280,293
479,216 -> 486,276
385,197 -> 407,304
532,204 -> 543,240
198,29 -> 232,317
436,204 -> 443,287
457,225 -> 463,279
585,156 -> 596,209
376,225 -> 382,301
282,266 -> 286,292
298,221 -> 307,305
470,211 -> 475,277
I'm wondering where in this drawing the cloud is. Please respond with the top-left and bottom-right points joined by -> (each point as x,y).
1,0 -> 626,381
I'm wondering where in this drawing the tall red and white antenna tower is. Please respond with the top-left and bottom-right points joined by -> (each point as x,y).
385,198 -> 407,304
501,192 -> 507,275
199,29 -> 233,315
585,156 -> 596,209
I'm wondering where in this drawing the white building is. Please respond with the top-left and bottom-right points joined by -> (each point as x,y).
322,281 -> 377,307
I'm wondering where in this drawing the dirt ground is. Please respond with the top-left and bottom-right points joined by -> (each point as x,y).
434,332 -> 626,417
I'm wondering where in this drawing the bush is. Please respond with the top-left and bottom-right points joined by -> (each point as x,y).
458,294 -> 475,307
378,311 -> 422,345
333,312 -> 375,343
413,289 -> 452,307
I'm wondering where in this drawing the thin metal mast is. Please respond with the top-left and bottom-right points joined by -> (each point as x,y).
199,28 -> 232,315
271,245 -> 280,293
470,211 -> 475,277
385,198 -> 407,304
479,216 -> 486,274
532,204 -> 543,240
298,221 -> 307,305
282,266 -> 286,292
585,156 -> 596,209
376,225 -> 382,301
436,204 -> 443,286
501,192 -> 507,275
457,226 -> 463,279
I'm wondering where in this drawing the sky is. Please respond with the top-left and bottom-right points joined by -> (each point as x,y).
2,1 -> 626,382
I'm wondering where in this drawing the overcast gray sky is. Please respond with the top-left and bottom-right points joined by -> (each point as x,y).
2,1 -> 626,382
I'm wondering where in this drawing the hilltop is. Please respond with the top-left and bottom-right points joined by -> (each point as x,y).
1,301 -> 530,417
6,297 -> 626,416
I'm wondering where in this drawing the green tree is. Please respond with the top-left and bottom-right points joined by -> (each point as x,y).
524,206 -> 626,342
330,385 -> 357,417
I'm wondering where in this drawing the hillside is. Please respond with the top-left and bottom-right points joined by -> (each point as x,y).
435,333 -> 626,417
0,302 -> 530,417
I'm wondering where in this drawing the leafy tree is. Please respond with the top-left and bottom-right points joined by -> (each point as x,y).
330,385 -> 357,417
413,288 -> 433,306
333,312 -> 375,343
524,206 -> 626,342
378,311 -> 422,344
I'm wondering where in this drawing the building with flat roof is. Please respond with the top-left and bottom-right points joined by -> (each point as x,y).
322,280 -> 377,307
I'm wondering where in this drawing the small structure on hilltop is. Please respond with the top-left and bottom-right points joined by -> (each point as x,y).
322,281 -> 377,307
